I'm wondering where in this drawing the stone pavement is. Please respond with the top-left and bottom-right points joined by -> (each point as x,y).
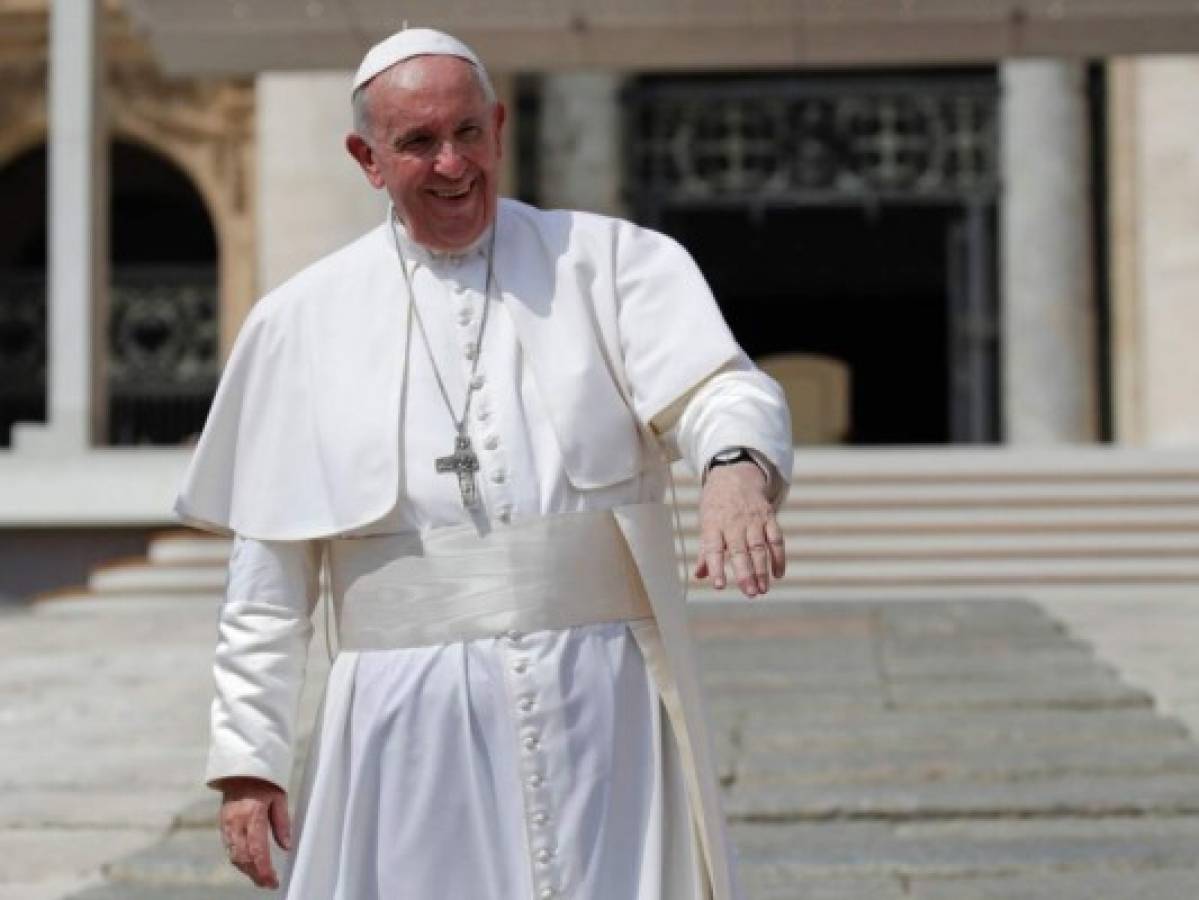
4,596 -> 1199,899
0,594 -> 327,900
693,599 -> 1199,899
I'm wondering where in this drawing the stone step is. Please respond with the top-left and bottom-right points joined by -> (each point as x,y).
734,817 -> 1199,880
88,563 -> 226,594
68,885 -> 268,900
37,590 -> 226,607
723,447 -> 1199,481
687,597 -> 1054,626
682,531 -> 1199,560
687,582 -> 1199,601
905,866 -> 1199,900
667,478 -> 1199,509
733,709 -> 1192,753
147,531 -> 231,565
100,829 -> 258,888
678,505 -> 1199,534
745,874 -> 907,900
702,653 -> 1106,686
708,676 -> 1151,714
725,773 -> 1199,821
731,739 -> 1199,787
683,554 -> 1199,589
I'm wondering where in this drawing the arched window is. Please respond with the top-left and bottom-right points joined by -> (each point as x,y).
0,139 -> 220,446
109,140 -> 219,445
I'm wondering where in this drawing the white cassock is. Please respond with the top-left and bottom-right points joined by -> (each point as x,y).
180,199 -> 793,900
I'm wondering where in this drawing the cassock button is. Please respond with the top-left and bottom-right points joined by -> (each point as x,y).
512,659 -> 529,674
530,810 -> 550,826
538,888 -> 556,899
457,309 -> 473,326
490,469 -> 506,484
470,374 -> 486,389
484,434 -> 500,450
535,848 -> 554,864
497,508 -> 512,524
504,628 -> 522,644
463,342 -> 478,360
518,695 -> 536,712
476,408 -> 491,422
527,772 -> 544,787
523,733 -> 540,750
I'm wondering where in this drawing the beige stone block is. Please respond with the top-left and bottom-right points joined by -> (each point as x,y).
256,71 -> 386,293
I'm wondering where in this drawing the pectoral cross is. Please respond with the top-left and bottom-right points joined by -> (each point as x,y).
435,434 -> 481,508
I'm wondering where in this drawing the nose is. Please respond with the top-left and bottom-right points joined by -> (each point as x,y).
433,139 -> 468,179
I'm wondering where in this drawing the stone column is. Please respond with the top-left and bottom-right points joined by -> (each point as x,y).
15,0 -> 108,453
1109,57 -> 1199,447
256,72 -> 385,294
1000,60 -> 1097,444
538,73 -> 626,217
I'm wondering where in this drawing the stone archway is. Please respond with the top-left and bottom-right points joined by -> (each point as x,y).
0,36 -> 256,361
107,64 -> 257,357
0,11 -> 257,445
0,138 -> 223,445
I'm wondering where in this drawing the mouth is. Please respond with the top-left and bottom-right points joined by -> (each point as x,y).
428,179 -> 476,201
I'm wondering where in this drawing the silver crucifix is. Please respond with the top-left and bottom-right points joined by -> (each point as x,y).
435,433 -> 481,508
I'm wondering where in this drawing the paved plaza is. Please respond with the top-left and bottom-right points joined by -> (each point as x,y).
2,593 -> 1199,899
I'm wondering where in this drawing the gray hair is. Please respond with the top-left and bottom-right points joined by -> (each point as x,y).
351,57 -> 497,141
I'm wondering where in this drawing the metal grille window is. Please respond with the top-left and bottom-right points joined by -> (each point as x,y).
108,266 -> 219,445
625,75 -> 999,211
0,267 -> 218,447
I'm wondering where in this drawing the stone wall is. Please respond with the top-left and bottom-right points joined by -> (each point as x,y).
255,72 -> 385,295
1110,57 -> 1199,447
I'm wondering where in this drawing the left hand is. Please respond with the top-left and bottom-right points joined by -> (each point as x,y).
695,461 -> 786,597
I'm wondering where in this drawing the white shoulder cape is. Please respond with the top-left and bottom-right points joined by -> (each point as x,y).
176,199 -> 742,540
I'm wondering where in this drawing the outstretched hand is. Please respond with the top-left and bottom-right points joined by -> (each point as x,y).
695,461 -> 785,597
217,776 -> 292,889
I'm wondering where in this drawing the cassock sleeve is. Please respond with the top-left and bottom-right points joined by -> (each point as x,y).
657,353 -> 794,508
612,220 -> 745,426
206,536 -> 323,793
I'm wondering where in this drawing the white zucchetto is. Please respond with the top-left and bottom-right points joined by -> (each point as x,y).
351,27 -> 486,94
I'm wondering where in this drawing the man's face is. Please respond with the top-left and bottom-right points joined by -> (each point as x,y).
347,56 -> 505,252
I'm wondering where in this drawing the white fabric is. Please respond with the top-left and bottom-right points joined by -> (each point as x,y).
202,204 -> 793,899
352,27 -> 486,93
330,509 -> 653,652
175,201 -> 787,540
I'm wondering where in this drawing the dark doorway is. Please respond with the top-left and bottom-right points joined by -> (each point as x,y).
624,69 -> 1001,445
0,145 -> 51,445
663,205 -> 953,444
108,141 -> 219,445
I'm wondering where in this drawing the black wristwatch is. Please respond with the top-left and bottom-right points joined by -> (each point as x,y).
704,447 -> 755,479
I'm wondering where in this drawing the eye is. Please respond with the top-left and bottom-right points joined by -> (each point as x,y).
397,134 -> 432,153
457,124 -> 482,141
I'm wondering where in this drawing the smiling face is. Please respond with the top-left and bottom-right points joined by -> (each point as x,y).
346,55 -> 505,252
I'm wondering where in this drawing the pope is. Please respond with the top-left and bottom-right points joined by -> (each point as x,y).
176,27 -> 793,900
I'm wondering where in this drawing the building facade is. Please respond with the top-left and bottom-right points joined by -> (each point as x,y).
2,0 -> 1199,598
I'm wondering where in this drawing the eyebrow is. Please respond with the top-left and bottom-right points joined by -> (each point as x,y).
393,114 -> 483,141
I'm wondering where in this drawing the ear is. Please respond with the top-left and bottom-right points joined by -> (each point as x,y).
346,132 -> 386,190
492,102 -> 507,160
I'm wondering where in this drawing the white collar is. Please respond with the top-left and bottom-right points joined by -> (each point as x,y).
389,208 -> 493,270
